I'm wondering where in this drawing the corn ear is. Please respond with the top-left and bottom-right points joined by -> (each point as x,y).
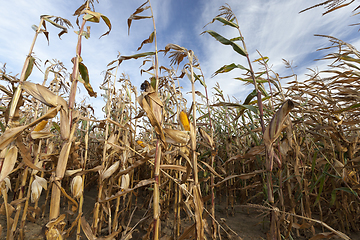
31,175 -> 47,203
137,140 -> 146,148
120,173 -> 130,191
71,175 -> 83,199
164,128 -> 190,144
101,161 -> 119,180
179,111 -> 190,131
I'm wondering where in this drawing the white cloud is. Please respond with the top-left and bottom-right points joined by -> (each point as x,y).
196,0 -> 359,101
1,0 -> 359,118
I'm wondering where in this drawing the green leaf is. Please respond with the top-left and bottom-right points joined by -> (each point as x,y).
314,175 -> 325,206
83,10 -> 112,38
244,89 -> 257,105
78,62 -> 97,97
214,17 -> 239,28
203,30 -> 247,56
24,56 -> 35,81
52,122 -> 61,133
234,77 -> 268,84
229,36 -> 243,42
211,102 -> 258,114
193,73 -> 207,88
118,52 -> 156,65
213,63 -> 249,77
83,10 -> 101,22
330,187 -> 358,206
0,121 -> 5,132
333,102 -> 360,114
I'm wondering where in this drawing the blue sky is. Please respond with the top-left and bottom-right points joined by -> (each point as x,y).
0,0 -> 359,118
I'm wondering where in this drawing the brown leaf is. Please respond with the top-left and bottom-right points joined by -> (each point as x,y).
160,164 -> 187,172
0,146 -> 17,183
200,161 -> 223,179
212,170 -> 266,187
100,179 -> 155,202
309,232 -> 336,240
81,216 -> 96,240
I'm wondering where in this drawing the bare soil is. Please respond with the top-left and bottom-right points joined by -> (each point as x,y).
1,189 -> 359,240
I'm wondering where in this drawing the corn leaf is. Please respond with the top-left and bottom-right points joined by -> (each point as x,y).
213,16 -> 239,28
203,30 -> 246,56
78,62 -> 97,97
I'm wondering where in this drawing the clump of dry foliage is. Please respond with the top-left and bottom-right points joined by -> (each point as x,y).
0,1 -> 359,240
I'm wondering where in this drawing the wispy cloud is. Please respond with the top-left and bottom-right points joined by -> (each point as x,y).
0,0 -> 358,117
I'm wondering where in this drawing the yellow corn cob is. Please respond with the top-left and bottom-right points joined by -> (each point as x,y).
179,111 -> 190,131
137,140 -> 146,148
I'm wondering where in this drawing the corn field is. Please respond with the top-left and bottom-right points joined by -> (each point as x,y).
0,1 -> 360,239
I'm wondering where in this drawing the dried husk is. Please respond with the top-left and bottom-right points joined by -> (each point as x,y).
120,173 -> 130,190
101,161 -> 119,180
0,146 -> 18,183
164,128 -> 190,144
71,175 -> 83,199
31,175 -> 47,203
31,131 -> 55,139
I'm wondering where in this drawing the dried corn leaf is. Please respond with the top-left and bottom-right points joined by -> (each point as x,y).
264,100 -> 294,146
15,137 -> 47,172
33,120 -> 48,131
0,203 -> 14,216
0,106 -> 59,151
198,127 -> 214,148
0,146 -> 18,183
200,161 -> 223,179
309,232 -> 337,240
22,81 -> 68,109
81,216 -> 96,240
100,179 -> 154,202
160,164 -> 187,172
264,100 -> 294,170
212,170 -> 266,187
56,142 -> 72,178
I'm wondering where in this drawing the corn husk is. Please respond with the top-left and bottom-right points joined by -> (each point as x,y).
65,169 -> 82,177
120,173 -> 130,191
101,161 -> 119,180
3,177 -> 11,192
71,175 -> 83,199
31,131 -> 55,139
31,175 -> 47,203
164,128 -> 190,145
